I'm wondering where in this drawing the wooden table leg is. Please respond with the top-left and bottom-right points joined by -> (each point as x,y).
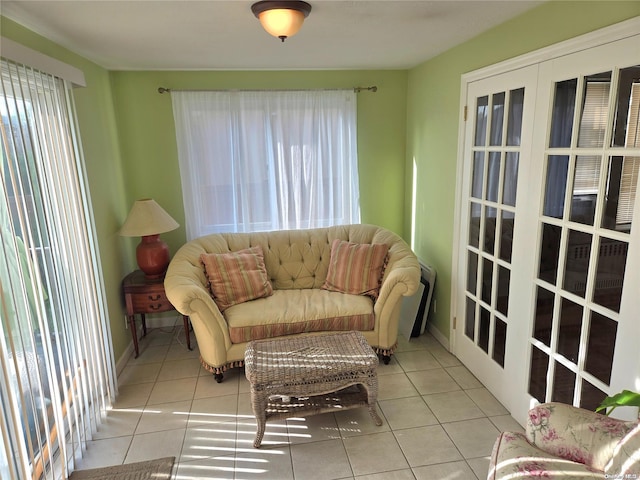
140,313 -> 147,337
128,315 -> 139,358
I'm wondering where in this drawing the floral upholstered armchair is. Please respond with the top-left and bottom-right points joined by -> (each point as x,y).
488,402 -> 640,479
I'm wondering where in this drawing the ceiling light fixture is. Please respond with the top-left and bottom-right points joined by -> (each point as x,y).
251,1 -> 312,42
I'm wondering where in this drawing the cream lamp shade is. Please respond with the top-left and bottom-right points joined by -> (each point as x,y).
119,198 -> 179,237
251,1 -> 312,42
120,199 -> 179,278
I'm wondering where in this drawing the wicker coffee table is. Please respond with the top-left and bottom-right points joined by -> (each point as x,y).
244,331 -> 383,448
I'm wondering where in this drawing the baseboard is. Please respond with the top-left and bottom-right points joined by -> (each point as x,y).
115,342 -> 135,376
427,323 -> 450,351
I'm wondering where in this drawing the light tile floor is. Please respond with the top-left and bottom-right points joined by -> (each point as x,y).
77,326 -> 525,479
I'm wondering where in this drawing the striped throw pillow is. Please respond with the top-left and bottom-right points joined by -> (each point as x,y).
200,246 -> 273,312
322,239 -> 389,299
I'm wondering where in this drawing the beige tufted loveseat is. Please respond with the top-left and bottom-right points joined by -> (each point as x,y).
164,224 -> 420,382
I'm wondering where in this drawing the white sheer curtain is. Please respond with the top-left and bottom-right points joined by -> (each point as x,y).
0,58 -> 115,479
171,89 -> 361,238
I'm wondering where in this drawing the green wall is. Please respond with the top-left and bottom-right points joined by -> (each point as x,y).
406,3 -> 640,341
1,17 -> 134,361
109,70 -> 408,255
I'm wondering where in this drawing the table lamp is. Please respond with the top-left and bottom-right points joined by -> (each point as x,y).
119,198 -> 179,279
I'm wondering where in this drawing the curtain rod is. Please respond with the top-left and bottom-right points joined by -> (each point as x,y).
157,86 -> 377,94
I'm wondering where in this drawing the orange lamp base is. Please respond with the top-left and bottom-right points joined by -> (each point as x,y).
136,234 -> 170,279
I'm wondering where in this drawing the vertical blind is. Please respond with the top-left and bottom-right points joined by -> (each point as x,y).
574,82 -> 608,195
0,58 -> 115,479
619,83 -> 640,225
574,79 -> 639,225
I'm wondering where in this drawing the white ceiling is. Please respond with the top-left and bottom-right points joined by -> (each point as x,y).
1,0 -> 542,70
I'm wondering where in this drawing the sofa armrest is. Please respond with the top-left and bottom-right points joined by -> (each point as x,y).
526,402 -> 636,471
373,251 -> 420,348
378,238 -> 421,301
488,431 -> 602,480
164,261 -> 232,367
376,260 -> 420,307
606,422 -> 640,477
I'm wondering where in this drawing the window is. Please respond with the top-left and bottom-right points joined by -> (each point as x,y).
549,68 -> 640,229
615,80 -> 640,225
171,90 -> 360,238
1,58 -> 115,479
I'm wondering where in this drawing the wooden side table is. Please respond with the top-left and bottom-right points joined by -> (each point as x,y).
122,270 -> 191,358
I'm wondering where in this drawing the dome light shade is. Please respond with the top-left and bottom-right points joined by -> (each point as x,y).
251,1 -> 312,42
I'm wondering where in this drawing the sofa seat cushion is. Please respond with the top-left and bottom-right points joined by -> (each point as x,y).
225,289 -> 375,343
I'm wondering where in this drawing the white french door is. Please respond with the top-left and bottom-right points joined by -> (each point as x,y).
454,25 -> 640,424
454,65 -> 538,413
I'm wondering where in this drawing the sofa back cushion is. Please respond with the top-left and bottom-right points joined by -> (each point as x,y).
200,246 -> 273,311
181,224 -> 411,292
322,239 -> 389,298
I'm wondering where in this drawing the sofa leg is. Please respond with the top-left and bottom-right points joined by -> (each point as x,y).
382,355 -> 391,365
214,373 -> 224,383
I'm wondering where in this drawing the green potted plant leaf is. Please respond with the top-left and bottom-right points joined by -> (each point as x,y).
596,389 -> 640,417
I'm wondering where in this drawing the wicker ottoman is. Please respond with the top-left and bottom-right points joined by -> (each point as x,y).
244,331 -> 383,448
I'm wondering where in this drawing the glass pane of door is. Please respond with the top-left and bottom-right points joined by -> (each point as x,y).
464,87 -> 524,369
528,66 -> 639,411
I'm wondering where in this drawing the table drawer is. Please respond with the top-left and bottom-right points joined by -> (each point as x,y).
129,291 -> 173,313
